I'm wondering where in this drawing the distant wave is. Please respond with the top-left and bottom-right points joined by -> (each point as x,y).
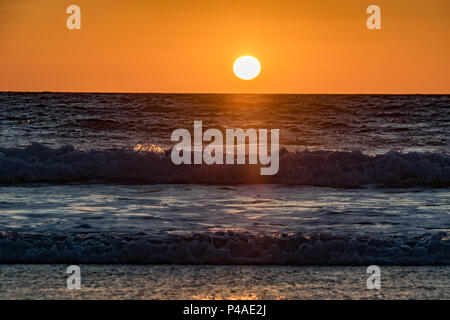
0,230 -> 448,265
0,143 -> 449,187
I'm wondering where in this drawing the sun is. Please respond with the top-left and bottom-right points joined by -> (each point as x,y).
233,56 -> 261,80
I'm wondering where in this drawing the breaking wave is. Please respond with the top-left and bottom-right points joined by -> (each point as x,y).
0,230 -> 448,265
0,143 -> 449,187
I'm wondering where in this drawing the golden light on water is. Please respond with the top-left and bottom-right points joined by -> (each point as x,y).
191,293 -> 284,300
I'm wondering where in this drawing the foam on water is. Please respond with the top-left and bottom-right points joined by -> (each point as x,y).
0,183 -> 448,265
0,230 -> 448,265
0,143 -> 449,187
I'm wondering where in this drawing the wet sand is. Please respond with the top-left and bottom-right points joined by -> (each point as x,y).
0,265 -> 448,299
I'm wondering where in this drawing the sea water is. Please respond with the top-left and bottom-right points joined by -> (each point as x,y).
0,93 -> 449,266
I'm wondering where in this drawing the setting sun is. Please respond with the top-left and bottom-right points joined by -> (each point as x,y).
233,56 -> 261,80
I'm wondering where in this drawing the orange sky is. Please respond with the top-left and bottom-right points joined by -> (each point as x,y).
0,0 -> 449,93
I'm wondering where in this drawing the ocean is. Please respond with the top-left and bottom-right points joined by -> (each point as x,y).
0,93 -> 449,298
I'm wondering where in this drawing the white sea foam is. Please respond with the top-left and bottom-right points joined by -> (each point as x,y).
0,230 -> 448,265
0,143 -> 448,187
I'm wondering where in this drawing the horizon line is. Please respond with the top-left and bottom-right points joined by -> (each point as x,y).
1,90 -> 449,95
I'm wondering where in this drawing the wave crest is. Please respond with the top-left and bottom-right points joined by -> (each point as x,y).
0,143 -> 449,187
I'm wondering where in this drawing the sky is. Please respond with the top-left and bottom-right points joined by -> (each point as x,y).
0,0 -> 449,93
